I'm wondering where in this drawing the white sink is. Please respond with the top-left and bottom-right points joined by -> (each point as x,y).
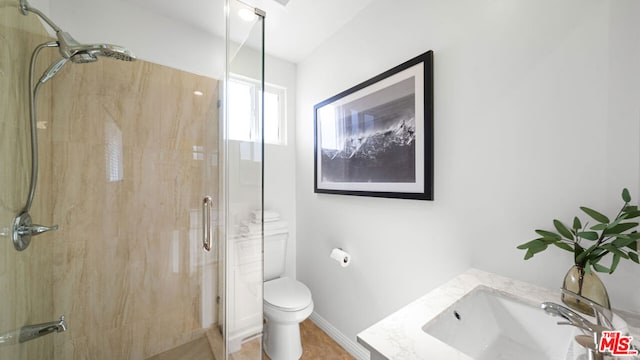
422,285 -> 576,360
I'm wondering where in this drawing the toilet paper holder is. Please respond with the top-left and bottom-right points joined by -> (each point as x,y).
330,248 -> 351,267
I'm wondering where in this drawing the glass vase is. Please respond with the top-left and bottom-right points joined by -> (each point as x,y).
561,265 -> 611,317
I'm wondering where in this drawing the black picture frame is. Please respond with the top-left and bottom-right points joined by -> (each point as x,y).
313,51 -> 434,200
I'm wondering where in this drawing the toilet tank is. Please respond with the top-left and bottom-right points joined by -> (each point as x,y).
263,232 -> 288,281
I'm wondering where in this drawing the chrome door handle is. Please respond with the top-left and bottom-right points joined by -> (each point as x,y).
203,196 -> 213,252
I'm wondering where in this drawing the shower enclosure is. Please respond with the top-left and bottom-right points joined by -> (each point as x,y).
0,0 -> 265,358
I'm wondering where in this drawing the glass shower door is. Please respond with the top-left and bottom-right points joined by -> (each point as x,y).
2,4 -> 226,358
220,1 -> 265,358
0,0 -> 264,359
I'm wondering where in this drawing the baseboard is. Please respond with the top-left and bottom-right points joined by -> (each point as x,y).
309,312 -> 370,360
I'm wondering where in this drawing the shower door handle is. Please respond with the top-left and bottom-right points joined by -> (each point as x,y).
202,196 -> 213,252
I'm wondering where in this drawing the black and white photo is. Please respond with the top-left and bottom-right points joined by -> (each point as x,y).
314,51 -> 433,200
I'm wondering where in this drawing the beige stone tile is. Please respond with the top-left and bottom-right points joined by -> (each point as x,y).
0,6 -> 57,360
146,336 -> 214,360
2,6 -> 221,358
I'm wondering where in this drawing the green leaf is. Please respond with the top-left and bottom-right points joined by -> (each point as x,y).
590,223 -> 608,231
609,253 -> 621,274
592,251 -> 609,264
629,252 -> 639,264
581,206 -> 610,224
605,215 -> 627,230
577,231 -> 599,241
623,188 -> 631,203
517,239 -> 553,260
615,234 -> 631,240
553,241 -> 574,252
589,248 -> 606,259
522,242 -> 548,260
585,259 -> 593,274
593,262 -> 610,273
612,237 -> 637,248
606,222 -> 639,235
553,220 -> 574,240
530,242 -> 548,253
601,244 -> 629,259
573,217 -> 582,230
535,230 -> 561,240
517,239 -> 545,250
623,210 -> 640,219
627,240 -> 638,251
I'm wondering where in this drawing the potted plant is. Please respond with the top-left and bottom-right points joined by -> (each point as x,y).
517,188 -> 640,315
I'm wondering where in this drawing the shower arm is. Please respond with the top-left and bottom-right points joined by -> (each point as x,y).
19,0 -> 62,33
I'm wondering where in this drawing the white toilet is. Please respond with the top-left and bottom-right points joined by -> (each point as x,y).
263,230 -> 314,360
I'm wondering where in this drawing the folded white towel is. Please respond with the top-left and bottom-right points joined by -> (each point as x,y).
240,229 -> 289,239
249,210 -> 280,223
239,220 -> 288,234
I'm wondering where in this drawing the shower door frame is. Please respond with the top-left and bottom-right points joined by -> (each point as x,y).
218,1 -> 266,358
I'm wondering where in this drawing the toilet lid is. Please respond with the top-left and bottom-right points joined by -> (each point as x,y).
264,277 -> 312,311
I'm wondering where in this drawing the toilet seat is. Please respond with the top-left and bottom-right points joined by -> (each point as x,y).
264,277 -> 312,312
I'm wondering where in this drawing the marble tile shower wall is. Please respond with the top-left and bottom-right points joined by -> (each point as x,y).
1,6 -> 220,359
0,6 -> 55,360
49,56 -> 219,358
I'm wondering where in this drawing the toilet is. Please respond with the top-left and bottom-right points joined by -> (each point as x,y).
263,230 -> 314,360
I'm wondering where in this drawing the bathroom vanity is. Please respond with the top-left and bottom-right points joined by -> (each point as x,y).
357,269 -> 640,360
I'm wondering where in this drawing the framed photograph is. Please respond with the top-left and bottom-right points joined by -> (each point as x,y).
314,51 -> 433,200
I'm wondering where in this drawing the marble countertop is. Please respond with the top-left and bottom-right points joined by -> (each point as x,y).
356,268 -> 640,360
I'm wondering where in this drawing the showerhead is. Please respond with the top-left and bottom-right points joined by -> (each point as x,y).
21,1 -> 137,98
69,53 -> 98,64
38,58 -> 69,84
34,34 -> 135,88
57,31 -> 136,63
19,1 -> 136,64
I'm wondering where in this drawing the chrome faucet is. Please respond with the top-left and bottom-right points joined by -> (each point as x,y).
541,302 -> 609,335
543,293 -> 640,360
560,288 -> 614,330
18,315 -> 67,343
541,300 -> 619,360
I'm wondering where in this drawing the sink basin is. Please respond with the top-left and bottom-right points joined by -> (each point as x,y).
422,285 -> 576,360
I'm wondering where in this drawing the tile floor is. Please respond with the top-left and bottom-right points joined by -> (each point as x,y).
147,337 -> 214,360
147,319 -> 354,360
264,319 -> 355,360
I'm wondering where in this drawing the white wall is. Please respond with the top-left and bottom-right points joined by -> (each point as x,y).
29,0 -> 50,17
296,0 -> 640,349
49,0 -> 226,78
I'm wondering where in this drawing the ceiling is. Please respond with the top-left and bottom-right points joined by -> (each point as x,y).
123,0 -> 374,64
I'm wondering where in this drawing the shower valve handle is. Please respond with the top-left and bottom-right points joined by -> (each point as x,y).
12,212 -> 59,251
18,223 -> 59,236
